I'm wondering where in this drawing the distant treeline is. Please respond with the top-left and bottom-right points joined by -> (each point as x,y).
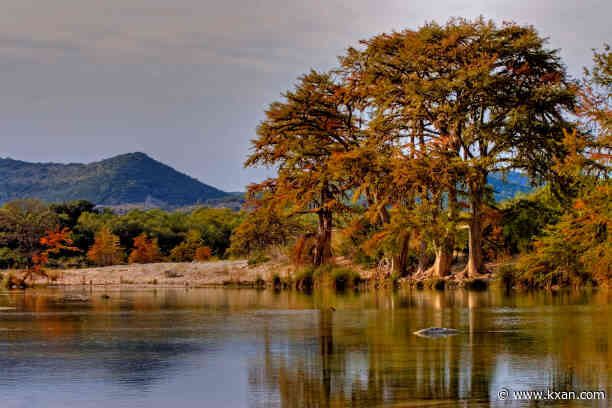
0,199 -> 243,269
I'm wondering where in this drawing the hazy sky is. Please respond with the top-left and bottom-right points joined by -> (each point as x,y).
2,0 -> 610,191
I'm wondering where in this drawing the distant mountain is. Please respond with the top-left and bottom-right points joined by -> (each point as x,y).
0,152 -> 229,208
0,152 -> 531,209
488,172 -> 533,201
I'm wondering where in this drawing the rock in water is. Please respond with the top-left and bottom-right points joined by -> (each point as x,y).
164,270 -> 183,278
414,327 -> 460,338
61,294 -> 90,302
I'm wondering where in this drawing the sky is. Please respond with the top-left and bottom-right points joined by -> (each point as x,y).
1,0 -> 611,192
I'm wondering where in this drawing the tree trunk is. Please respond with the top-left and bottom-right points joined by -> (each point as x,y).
314,210 -> 333,266
392,232 -> 411,276
466,210 -> 485,276
429,245 -> 453,277
466,175 -> 487,276
415,236 -> 429,275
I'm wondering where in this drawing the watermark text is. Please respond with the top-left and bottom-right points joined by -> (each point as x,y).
497,387 -> 606,401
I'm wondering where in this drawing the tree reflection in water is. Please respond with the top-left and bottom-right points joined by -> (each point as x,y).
0,287 -> 611,407
246,289 -> 611,407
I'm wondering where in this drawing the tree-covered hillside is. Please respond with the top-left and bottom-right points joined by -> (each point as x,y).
0,152 -> 227,207
488,172 -> 533,201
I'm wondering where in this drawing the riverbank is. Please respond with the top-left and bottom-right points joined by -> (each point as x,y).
3,257 -> 508,289
17,260 -> 286,287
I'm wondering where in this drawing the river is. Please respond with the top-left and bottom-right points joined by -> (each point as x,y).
1,287 -> 610,407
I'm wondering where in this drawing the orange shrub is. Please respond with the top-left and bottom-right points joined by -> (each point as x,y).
87,228 -> 123,266
194,246 -> 212,261
128,233 -> 162,264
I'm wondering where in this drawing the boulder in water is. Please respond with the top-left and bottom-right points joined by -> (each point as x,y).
414,327 -> 460,338
61,294 -> 90,302
164,270 -> 183,278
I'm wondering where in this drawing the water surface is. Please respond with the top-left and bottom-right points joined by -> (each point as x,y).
1,287 -> 610,407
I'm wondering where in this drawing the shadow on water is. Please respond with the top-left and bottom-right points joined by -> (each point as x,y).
0,287 -> 611,407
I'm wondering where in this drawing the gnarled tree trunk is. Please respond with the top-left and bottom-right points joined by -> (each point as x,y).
427,182 -> 457,278
466,174 -> 487,276
415,236 -> 429,275
392,232 -> 411,276
314,209 -> 333,266
429,244 -> 453,277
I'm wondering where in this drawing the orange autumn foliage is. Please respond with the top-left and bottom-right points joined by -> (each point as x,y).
128,233 -> 162,264
26,227 -> 81,280
87,228 -> 123,266
194,246 -> 212,262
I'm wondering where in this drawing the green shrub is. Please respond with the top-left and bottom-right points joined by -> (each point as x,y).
329,266 -> 361,290
497,264 -> 518,290
294,266 -> 315,289
1,272 -> 15,289
248,252 -> 271,267
0,248 -> 26,269
272,273 -> 282,288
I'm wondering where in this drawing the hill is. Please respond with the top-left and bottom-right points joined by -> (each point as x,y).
0,152 -> 531,209
488,172 -> 533,201
0,153 -> 229,208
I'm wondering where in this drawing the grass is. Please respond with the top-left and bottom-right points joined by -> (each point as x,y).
329,266 -> 361,290
267,264 -> 362,291
248,252 -> 271,268
311,264 -> 361,290
294,266 -> 315,289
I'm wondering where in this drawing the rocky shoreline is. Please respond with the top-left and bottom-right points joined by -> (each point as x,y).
9,258 -> 502,290
25,260 -> 277,287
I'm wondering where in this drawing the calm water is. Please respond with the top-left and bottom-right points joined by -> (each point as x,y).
1,287 -> 611,407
